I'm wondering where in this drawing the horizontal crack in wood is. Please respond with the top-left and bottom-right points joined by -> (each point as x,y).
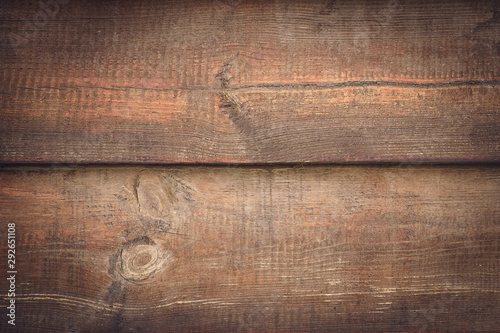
11,79 -> 500,93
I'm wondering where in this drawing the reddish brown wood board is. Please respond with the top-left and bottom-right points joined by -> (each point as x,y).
1,0 -> 499,163
1,166 -> 499,331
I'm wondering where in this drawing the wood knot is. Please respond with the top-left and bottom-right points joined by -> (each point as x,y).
117,237 -> 171,284
135,171 -> 176,220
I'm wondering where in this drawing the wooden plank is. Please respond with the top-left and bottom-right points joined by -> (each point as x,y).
1,0 -> 499,163
1,84 -> 498,163
1,165 -> 499,331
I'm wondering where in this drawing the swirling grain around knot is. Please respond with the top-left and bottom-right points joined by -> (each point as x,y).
116,237 -> 171,284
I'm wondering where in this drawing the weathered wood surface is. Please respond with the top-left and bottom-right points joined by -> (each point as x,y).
1,0 -> 499,163
1,166 -> 499,332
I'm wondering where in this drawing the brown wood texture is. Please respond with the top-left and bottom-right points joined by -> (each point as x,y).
1,0 -> 499,163
1,166 -> 499,332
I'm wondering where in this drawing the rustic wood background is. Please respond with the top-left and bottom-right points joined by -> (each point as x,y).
1,0 -> 499,332
1,0 -> 499,163
1,166 -> 499,331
